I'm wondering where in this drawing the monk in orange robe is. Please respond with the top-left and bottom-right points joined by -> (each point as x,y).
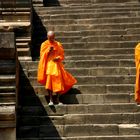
135,43 -> 140,103
37,31 -> 77,106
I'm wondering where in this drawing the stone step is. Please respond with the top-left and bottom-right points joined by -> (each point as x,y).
64,54 -> 134,60
20,84 -> 134,94
29,48 -> 135,59
16,135 -> 140,140
21,75 -> 135,87
33,54 -> 134,61
19,103 -> 139,116
19,93 -> 134,106
17,124 -> 140,138
0,93 -> 16,104
34,41 -> 137,52
18,113 -> 140,127
36,7 -> 140,15
61,41 -> 137,49
43,23 -> 140,32
16,42 -> 29,48
34,3 -> 140,9
35,35 -> 140,43
33,0 -> 139,6
0,106 -> 15,122
20,59 -> 135,69
0,75 -> 15,86
81,35 -> 140,42
41,17 -> 140,26
17,48 -> 31,56
40,11 -> 139,20
0,86 -> 16,93
0,62 -> 15,74
1,8 -> 31,12
18,56 -> 32,61
26,67 -> 135,77
34,29 -> 130,37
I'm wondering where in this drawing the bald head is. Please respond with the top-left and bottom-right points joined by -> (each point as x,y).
47,31 -> 55,36
47,31 -> 55,42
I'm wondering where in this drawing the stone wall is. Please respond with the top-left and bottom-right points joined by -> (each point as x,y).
0,32 -> 17,140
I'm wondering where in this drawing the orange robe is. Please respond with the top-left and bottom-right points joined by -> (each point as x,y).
135,43 -> 140,103
37,40 -> 77,94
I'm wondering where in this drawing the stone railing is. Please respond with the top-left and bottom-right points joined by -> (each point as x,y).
0,32 -> 19,140
0,0 -> 32,60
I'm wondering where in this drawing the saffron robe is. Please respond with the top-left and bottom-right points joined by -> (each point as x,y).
135,43 -> 140,103
37,40 -> 77,94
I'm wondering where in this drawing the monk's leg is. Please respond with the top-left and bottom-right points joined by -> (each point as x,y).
56,93 -> 63,105
47,89 -> 54,106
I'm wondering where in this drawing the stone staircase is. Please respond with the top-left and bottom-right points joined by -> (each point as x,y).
17,0 -> 140,139
0,32 -> 17,140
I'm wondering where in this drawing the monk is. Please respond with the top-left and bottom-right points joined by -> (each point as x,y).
37,31 -> 77,106
135,43 -> 140,104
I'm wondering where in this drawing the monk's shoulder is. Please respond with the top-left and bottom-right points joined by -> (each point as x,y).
41,40 -> 48,46
55,41 -> 63,47
136,43 -> 140,49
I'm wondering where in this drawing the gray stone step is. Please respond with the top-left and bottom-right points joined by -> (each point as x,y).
21,84 -> 134,94
22,75 -> 135,86
17,48 -> 31,56
34,3 -> 140,9
26,67 -> 136,77
36,35 -> 140,43
0,86 -> 16,93
16,42 -> 29,48
18,123 -> 140,137
61,41 -> 137,49
34,41 -> 137,51
43,23 -> 140,32
33,0 -> 139,6
42,17 -> 140,26
40,11 -> 139,20
36,8 -> 140,15
20,59 -> 135,69
0,75 -> 15,86
19,93 -> 133,106
0,62 -> 15,74
16,135 -> 140,140
0,106 -> 15,122
26,48 -> 135,57
19,103 -> 139,116
18,113 -> 140,126
0,93 -> 16,104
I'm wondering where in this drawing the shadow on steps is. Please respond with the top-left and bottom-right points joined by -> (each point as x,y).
17,63 -> 81,138
43,0 -> 60,7
32,8 -> 48,59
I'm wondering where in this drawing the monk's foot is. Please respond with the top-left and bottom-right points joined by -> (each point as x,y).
48,101 -> 54,106
58,102 -> 63,106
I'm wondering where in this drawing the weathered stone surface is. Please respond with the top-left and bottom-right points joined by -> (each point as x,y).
0,128 -> 16,140
0,32 -> 15,59
18,0 -> 140,139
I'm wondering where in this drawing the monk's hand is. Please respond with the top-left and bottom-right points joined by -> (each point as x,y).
49,46 -> 54,52
53,57 -> 60,62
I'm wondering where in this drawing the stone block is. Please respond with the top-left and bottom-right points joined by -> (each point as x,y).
119,124 -> 140,135
0,32 -> 15,59
0,128 -> 16,140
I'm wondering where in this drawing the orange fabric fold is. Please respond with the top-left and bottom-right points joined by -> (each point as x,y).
37,40 -> 77,94
135,43 -> 140,103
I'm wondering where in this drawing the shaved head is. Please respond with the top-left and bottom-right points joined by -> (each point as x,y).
47,31 -> 55,42
47,31 -> 55,36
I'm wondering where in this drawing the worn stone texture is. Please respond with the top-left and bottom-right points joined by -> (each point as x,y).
0,128 -> 16,140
